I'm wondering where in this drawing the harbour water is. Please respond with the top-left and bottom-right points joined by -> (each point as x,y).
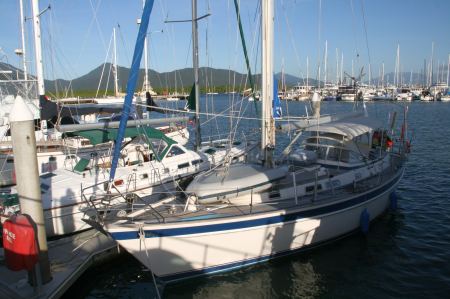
63,97 -> 450,298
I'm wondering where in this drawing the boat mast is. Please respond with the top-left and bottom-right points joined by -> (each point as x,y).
351,59 -> 354,80
324,40 -> 327,87
192,0 -> 201,150
335,48 -> 339,85
430,41 -> 434,86
306,56 -> 309,91
395,44 -> 400,88
142,0 -> 149,92
19,0 -> 28,82
447,53 -> 449,87
113,27 -> 119,97
261,0 -> 274,167
31,0 -> 45,98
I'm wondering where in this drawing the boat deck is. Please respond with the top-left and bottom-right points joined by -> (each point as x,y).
99,154 -> 404,227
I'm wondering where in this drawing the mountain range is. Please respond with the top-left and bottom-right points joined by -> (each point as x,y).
0,62 -> 432,96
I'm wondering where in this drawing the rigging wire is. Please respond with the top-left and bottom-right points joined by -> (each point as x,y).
116,24 -> 132,68
95,31 -> 113,98
280,0 -> 306,84
360,0 -> 372,83
349,0 -> 360,67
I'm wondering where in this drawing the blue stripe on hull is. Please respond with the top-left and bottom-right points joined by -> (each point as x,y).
111,167 -> 404,241
159,177 -> 401,283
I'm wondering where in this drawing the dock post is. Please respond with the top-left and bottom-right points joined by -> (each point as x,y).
10,96 -> 52,284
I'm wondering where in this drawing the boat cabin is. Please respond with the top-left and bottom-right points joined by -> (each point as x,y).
62,126 -> 180,174
299,117 -> 388,167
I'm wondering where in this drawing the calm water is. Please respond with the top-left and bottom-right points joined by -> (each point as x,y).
64,97 -> 450,298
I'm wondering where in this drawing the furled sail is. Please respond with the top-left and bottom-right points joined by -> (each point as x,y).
109,0 -> 155,183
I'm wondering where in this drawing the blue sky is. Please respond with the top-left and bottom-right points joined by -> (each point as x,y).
1,0 -> 449,81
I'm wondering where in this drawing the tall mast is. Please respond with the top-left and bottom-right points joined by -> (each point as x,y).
351,59 -> 354,79
382,62 -> 385,88
192,0 -> 201,150
19,0 -> 28,82
113,27 -> 119,97
447,53 -> 449,87
31,0 -> 45,97
430,41 -> 434,86
368,63 -> 371,86
335,48 -> 339,85
261,0 -> 274,167
142,0 -> 149,92
409,69 -> 413,86
324,40 -> 328,87
395,44 -> 400,88
340,52 -> 343,85
306,56 -> 309,90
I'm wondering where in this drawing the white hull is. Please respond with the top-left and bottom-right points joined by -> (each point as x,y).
2,138 -> 254,237
0,128 -> 189,186
340,94 -> 355,101
420,95 -> 434,102
109,170 -> 402,281
440,96 -> 450,102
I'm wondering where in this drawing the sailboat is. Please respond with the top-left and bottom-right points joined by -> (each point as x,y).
0,1 -> 190,187
94,0 -> 409,283
1,0 -> 257,238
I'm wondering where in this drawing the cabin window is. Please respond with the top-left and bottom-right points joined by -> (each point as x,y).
167,146 -> 185,157
306,184 -> 322,193
191,159 -> 203,165
340,150 -> 350,163
40,173 -> 56,179
204,148 -> 216,155
139,173 -> 149,179
269,192 -> 280,199
326,147 -> 340,161
315,147 -> 327,160
149,139 -> 168,159
178,162 -> 190,169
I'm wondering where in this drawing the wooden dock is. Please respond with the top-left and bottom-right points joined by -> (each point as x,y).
0,229 -> 117,299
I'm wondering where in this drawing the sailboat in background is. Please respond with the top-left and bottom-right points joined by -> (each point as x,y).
94,0 -> 410,282
2,0 -> 258,238
0,0 -> 193,187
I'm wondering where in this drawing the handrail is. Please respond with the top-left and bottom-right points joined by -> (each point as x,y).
80,178 -> 168,223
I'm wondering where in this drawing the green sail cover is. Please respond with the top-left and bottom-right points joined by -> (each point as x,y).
185,83 -> 196,111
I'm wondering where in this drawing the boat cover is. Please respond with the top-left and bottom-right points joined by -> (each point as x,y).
304,117 -> 382,139
62,127 -> 176,146
187,164 -> 288,199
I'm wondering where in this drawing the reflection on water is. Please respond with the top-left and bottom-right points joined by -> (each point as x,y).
64,99 -> 450,298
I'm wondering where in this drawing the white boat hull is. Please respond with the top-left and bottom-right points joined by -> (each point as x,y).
0,128 -> 189,186
340,94 -> 355,101
108,170 -> 402,282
